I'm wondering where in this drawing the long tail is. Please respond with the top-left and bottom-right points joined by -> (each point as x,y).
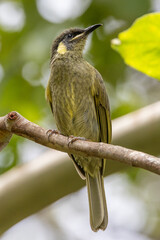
86,171 -> 108,231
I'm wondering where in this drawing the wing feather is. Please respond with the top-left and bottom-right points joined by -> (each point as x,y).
93,70 -> 112,174
45,79 -> 53,113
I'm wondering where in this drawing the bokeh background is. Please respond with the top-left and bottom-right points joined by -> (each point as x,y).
0,0 -> 160,239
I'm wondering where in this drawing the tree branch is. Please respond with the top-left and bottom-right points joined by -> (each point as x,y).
0,116 -> 12,151
0,110 -> 160,175
112,101 -> 160,156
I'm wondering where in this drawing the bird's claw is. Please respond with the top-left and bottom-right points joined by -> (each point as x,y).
46,129 -> 60,141
68,136 -> 86,147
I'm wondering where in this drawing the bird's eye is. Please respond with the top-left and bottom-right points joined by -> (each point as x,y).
67,33 -> 73,38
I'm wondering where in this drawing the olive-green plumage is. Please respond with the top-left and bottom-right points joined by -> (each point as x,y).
46,24 -> 112,231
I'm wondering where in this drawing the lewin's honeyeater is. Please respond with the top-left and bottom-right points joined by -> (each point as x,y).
46,24 -> 112,232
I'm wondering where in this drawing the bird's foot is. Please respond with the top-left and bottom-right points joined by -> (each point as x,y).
68,135 -> 86,147
46,129 -> 61,141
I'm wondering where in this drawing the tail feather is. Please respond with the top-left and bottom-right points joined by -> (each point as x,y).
86,172 -> 108,231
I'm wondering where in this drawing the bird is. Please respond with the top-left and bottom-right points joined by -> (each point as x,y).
46,24 -> 112,232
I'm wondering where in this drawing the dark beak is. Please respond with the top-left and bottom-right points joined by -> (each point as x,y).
84,24 -> 102,36
70,24 -> 102,42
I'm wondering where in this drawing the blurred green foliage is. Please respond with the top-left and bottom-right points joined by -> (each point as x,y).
0,0 -> 151,118
112,13 -> 160,80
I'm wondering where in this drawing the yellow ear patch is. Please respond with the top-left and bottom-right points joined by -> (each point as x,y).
57,42 -> 67,54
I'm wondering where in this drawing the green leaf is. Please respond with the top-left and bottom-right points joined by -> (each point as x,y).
111,13 -> 160,80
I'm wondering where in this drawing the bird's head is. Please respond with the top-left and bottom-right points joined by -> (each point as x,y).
51,24 -> 102,61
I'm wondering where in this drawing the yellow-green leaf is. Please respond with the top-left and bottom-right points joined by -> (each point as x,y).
111,13 -> 160,80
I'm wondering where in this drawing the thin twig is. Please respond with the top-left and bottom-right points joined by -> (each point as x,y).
0,111 -> 160,175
